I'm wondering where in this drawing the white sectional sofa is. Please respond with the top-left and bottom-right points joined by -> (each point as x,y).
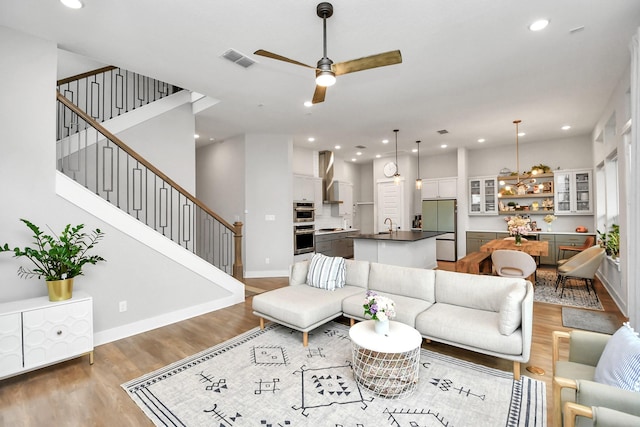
252,259 -> 533,380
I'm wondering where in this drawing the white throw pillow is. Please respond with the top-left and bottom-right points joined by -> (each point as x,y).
498,283 -> 526,335
306,253 -> 346,291
594,323 -> 640,392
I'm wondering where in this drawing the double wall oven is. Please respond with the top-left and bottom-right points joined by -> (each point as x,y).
293,202 -> 315,255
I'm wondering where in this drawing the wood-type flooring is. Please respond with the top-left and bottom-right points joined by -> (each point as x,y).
0,262 -> 627,426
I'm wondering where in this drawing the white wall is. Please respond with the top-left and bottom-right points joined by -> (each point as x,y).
196,135 -> 246,226
117,103 -> 197,193
244,134 -> 292,277
0,27 -> 236,342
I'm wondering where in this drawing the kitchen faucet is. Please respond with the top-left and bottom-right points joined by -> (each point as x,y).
384,217 -> 393,233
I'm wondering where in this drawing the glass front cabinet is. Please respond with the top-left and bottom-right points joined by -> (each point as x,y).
469,176 -> 498,215
554,169 -> 593,215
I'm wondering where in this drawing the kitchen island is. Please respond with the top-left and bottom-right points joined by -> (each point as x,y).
351,231 -> 442,269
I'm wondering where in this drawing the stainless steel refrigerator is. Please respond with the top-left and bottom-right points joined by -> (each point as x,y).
422,199 -> 457,261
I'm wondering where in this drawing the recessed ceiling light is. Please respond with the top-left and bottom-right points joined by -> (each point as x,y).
477,138 -> 485,143
60,0 -> 83,9
440,144 -> 447,149
209,137 -> 215,141
351,158 -> 357,162
335,145 -> 341,150
194,134 -> 200,139
308,137 -> 315,142
561,125 -> 571,130
375,154 -> 381,158
529,19 -> 549,31
382,139 -> 389,144
518,132 -> 526,137
303,101 -> 313,107
411,148 -> 418,153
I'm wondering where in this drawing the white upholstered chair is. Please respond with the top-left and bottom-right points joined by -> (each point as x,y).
491,249 -> 537,280
555,246 -> 605,299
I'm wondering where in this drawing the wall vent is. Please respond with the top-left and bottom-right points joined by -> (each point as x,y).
437,129 -> 449,135
222,49 -> 256,68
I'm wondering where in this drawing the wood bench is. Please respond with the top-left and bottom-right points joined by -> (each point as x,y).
457,251 -> 492,275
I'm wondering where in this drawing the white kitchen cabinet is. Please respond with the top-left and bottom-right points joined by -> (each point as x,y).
0,291 -> 93,380
331,181 -> 353,217
468,176 -> 498,215
293,175 -> 323,215
421,177 -> 457,199
554,169 -> 593,215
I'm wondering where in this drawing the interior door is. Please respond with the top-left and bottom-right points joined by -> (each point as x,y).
376,181 -> 404,233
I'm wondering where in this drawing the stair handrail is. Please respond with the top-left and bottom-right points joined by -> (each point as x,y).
57,66 -> 117,86
56,90 -> 244,280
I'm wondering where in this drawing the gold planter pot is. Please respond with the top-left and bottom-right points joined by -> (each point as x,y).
46,278 -> 74,301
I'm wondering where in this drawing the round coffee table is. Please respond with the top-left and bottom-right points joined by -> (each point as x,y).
349,320 -> 422,399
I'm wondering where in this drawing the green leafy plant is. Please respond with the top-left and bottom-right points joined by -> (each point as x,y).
0,219 -> 106,281
598,224 -> 620,259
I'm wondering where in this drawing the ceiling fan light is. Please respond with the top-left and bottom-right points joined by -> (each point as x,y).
316,70 -> 336,87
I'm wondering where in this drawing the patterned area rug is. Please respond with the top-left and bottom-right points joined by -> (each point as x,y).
122,322 -> 546,426
534,270 -> 603,310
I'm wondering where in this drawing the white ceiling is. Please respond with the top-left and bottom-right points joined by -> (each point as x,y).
2,0 -> 640,162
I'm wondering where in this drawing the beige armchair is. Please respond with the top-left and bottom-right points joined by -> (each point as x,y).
552,330 -> 640,426
564,402 -> 640,427
555,246 -> 605,298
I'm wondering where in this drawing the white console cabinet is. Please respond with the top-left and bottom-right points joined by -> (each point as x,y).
0,291 -> 93,380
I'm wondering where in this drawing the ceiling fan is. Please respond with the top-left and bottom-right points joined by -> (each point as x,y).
254,2 -> 402,104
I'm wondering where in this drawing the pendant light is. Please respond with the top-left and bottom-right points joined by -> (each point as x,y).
415,140 -> 422,190
393,129 -> 401,185
513,120 -> 528,195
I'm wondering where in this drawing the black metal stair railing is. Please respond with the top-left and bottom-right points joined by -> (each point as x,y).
57,66 -> 182,130
56,91 -> 243,279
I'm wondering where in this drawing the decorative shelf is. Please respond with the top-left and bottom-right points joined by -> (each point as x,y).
498,172 -> 554,180
499,210 -> 555,215
499,193 -> 554,199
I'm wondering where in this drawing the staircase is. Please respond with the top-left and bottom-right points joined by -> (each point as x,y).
56,67 -> 243,280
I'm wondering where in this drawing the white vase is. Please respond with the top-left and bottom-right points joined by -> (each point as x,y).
374,319 -> 389,335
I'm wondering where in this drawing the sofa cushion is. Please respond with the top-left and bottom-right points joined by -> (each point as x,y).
368,262 -> 436,302
342,291 -> 434,328
307,253 -> 346,291
594,323 -> 640,392
498,283 -> 527,335
344,259 -> 370,289
252,284 -> 362,330
290,260 -> 310,286
434,270 -> 526,312
415,303 -> 523,356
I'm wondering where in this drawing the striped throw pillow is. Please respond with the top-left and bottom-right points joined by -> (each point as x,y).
594,322 -> 640,392
306,253 -> 346,291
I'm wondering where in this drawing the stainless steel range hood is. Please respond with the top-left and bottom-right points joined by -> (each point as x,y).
319,150 -> 343,204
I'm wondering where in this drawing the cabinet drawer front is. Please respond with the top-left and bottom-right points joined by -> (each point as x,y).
0,313 -> 23,376
467,232 -> 496,240
540,235 -> 555,242
555,235 -> 593,246
315,241 -> 332,252
23,300 -> 93,368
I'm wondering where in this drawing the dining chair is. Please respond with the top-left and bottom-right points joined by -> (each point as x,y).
557,236 -> 595,262
556,246 -> 606,299
491,249 -> 537,281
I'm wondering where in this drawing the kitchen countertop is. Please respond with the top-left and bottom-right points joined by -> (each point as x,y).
315,228 -> 359,235
351,231 -> 444,241
468,229 -> 595,235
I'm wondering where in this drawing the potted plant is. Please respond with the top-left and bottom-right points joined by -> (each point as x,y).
598,224 -> 620,260
0,219 -> 106,301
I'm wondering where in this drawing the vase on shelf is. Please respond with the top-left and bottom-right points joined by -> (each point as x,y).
515,234 -> 522,246
374,319 -> 389,335
547,226 -> 552,232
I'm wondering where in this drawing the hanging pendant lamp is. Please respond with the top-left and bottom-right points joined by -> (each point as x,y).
415,140 -> 422,190
393,129 -> 401,185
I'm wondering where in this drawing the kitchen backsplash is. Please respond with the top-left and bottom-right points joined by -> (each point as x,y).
314,204 -> 352,230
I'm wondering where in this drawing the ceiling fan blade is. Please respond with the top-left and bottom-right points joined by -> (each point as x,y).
254,49 -> 315,69
312,85 -> 327,104
333,50 -> 402,76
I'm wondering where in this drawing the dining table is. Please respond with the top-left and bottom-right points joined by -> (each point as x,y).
479,239 -> 549,257
479,239 -> 549,283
